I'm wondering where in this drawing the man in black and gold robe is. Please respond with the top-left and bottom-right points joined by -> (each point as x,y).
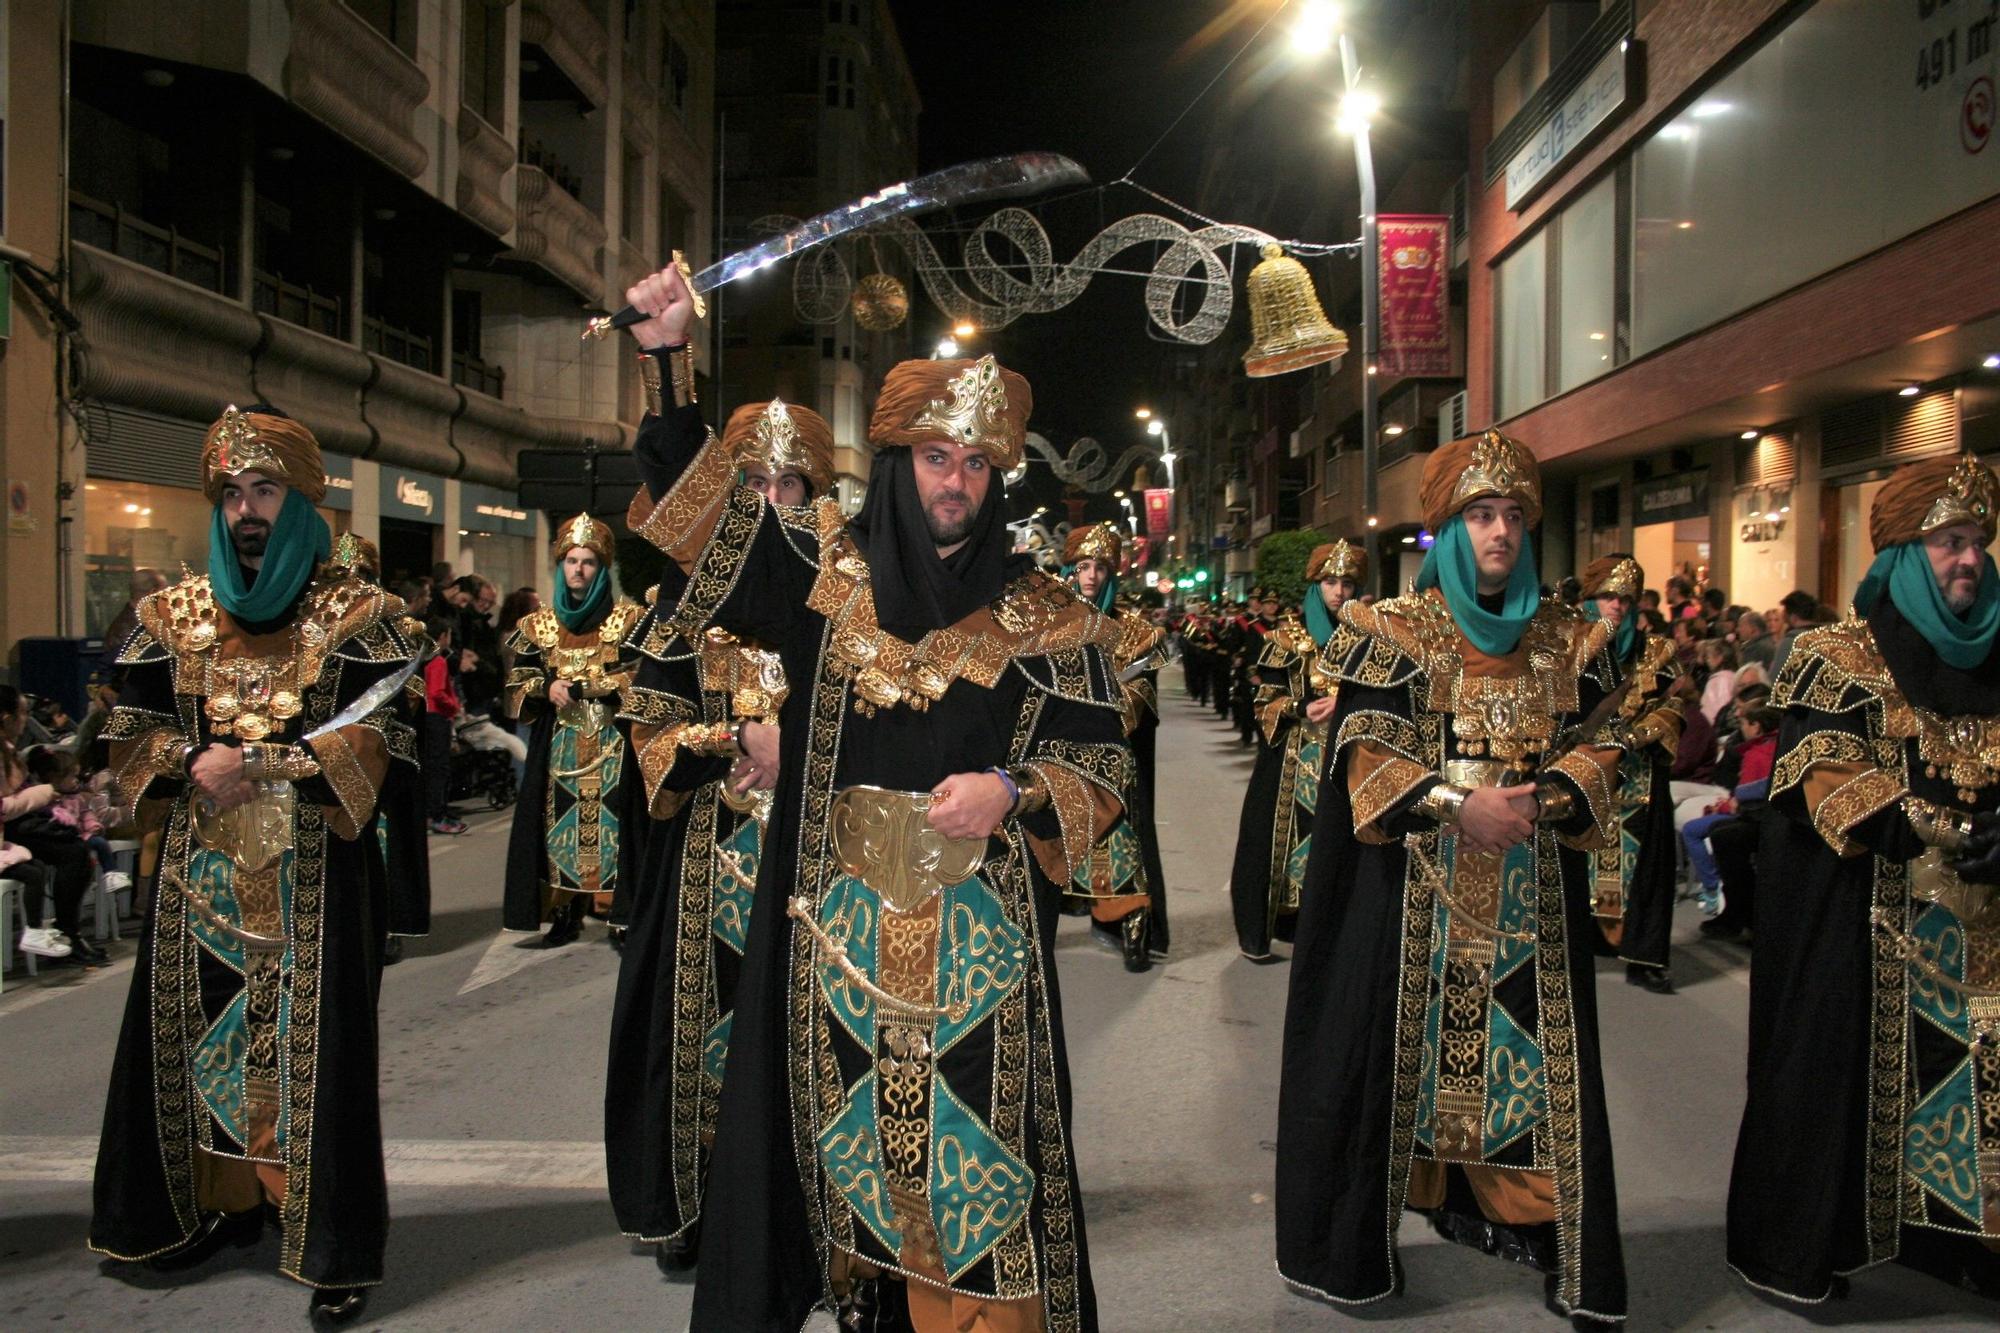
606,396 -> 821,1274
1064,519 -> 1170,971
1276,429 -> 1630,1326
502,514 -> 644,947
1229,539 -> 1361,961
88,406 -> 421,1327
1728,453 -> 2000,1302
620,261 -> 1131,1332
1577,555 -> 1686,995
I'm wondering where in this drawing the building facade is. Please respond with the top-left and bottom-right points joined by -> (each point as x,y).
714,0 -> 917,510
1,0 -> 717,664
1466,0 -> 2000,613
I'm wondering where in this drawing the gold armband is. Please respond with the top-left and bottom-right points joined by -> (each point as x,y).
683,721 -> 739,759
1536,784 -> 1576,823
1903,795 -> 1974,854
638,353 -> 662,417
1413,783 -> 1470,826
242,742 -> 321,783
666,342 -> 697,407
1006,766 -> 1050,816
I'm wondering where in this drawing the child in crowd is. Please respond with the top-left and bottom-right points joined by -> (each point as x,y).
26,747 -> 128,895
423,618 -> 468,836
1680,705 -> 1782,914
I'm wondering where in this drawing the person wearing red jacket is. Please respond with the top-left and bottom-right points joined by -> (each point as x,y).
422,619 -> 466,835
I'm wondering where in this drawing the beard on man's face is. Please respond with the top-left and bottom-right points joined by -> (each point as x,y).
231,516 -> 271,558
923,489 -> 977,547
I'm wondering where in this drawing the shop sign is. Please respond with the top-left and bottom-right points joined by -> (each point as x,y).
1634,468 -> 1710,524
1378,216 -> 1451,376
461,482 -> 536,537
1504,40 -> 1636,210
1144,488 -> 1174,537
381,470 -> 442,525
319,452 -> 354,512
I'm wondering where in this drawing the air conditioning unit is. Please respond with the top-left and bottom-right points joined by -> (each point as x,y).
1225,479 -> 1249,512
1438,391 -> 1470,441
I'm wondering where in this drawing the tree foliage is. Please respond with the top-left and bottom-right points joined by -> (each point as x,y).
1255,528 -> 1328,606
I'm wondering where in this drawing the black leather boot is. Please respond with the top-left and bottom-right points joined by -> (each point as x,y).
1121,910 -> 1152,973
837,1274 -> 915,1332
308,1285 -> 368,1327
143,1207 -> 262,1272
655,1227 -> 698,1279
538,901 -> 583,948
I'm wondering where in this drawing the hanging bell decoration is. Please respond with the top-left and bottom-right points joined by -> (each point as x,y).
850,272 -> 911,332
1242,242 -> 1349,378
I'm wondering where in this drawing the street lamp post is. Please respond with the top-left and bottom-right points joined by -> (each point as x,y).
1146,417 -> 1177,489
1296,3 -> 1382,589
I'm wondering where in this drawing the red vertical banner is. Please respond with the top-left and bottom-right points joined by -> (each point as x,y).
1143,488 -> 1173,537
1377,215 -> 1450,376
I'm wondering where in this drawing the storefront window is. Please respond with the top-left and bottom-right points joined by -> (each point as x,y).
82,480 -> 212,636
1495,229 -> 1547,420
83,479 -> 349,636
1555,173 -> 1616,395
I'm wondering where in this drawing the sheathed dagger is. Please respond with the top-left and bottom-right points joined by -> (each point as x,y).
582,151 -> 1089,340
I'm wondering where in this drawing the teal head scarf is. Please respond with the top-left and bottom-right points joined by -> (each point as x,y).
1063,564 -> 1118,613
1302,582 -> 1339,647
554,563 -> 612,632
1414,516 -> 1540,656
208,488 -> 331,623
1854,540 -> 2000,670
1583,598 -> 1637,660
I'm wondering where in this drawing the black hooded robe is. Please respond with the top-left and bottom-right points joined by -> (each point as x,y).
628,395 -> 1131,1332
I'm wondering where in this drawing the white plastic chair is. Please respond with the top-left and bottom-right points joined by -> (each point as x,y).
91,838 -> 142,942
0,877 -> 38,993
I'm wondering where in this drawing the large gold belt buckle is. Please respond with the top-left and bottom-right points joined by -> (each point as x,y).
1911,848 -> 2000,928
558,698 -> 610,732
192,780 -> 297,872
830,785 -> 986,913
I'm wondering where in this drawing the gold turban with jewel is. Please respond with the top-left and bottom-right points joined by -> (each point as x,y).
867,353 -> 1032,469
1418,428 -> 1542,533
1580,555 -> 1643,600
720,398 -> 836,495
201,404 -> 327,505
1870,453 -> 2000,552
1064,521 -> 1124,568
1306,538 -> 1365,584
552,512 -> 616,565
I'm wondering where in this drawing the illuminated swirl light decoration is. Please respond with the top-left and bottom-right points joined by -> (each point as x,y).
1022,431 -> 1160,494
786,206 -> 1282,345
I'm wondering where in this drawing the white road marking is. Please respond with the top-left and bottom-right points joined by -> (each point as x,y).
456,928 -> 581,995
0,1135 -> 607,1190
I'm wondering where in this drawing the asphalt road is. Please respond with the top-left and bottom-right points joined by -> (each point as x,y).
1,679 -> 1992,1329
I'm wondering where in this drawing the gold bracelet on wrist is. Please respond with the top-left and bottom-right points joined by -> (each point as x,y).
1414,783 -> 1470,826
1006,766 -> 1050,816
1536,784 -> 1576,823
685,721 -> 737,759
1904,795 -> 1974,854
244,741 -> 321,783
637,352 -> 663,417
666,342 -> 697,407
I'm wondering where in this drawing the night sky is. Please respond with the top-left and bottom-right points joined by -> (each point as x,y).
882,0 -> 1348,524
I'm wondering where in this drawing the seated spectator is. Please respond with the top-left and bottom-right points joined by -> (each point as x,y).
1681,706 -> 1781,914
1,685 -> 102,965
1670,696 -> 1717,786
1696,639 -> 1740,721
423,619 -> 468,836
25,748 -> 127,895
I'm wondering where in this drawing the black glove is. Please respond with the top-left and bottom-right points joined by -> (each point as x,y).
1950,842 -> 2000,885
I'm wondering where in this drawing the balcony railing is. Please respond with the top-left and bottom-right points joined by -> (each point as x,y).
252,267 -> 343,337
362,315 -> 435,374
452,350 -> 506,399
68,192 -> 226,294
